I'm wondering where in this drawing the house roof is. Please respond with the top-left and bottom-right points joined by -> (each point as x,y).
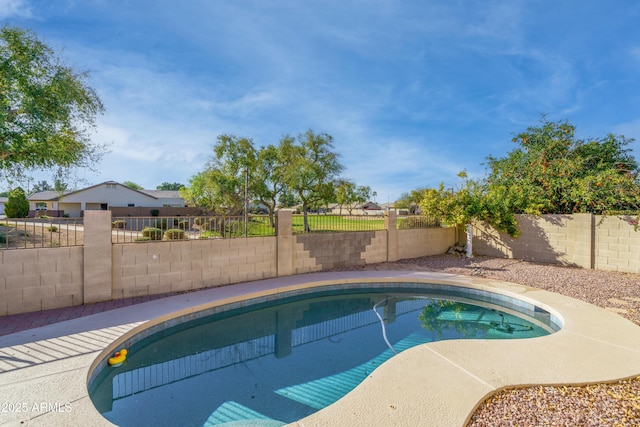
140,190 -> 181,199
27,181 -> 169,201
28,191 -> 60,201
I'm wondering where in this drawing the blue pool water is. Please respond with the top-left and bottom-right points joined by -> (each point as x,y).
88,284 -> 559,427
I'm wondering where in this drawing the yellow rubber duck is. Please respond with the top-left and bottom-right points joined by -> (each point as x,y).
108,349 -> 128,367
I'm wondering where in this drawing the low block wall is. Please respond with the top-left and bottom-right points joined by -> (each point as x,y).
0,247 -> 83,315
472,214 -> 640,273
594,215 -> 640,273
293,231 -> 383,274
0,210 -> 454,316
112,237 -> 278,298
396,228 -> 456,260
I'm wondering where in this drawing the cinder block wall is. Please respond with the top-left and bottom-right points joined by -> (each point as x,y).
293,231 -> 379,274
1,210 -> 454,315
0,247 -> 83,316
397,228 -> 456,260
594,215 -> 640,273
112,237 -> 278,298
472,214 -> 593,268
472,214 -> 640,272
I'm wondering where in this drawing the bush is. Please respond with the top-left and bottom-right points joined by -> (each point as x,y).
142,227 -> 163,240
178,220 -> 190,230
4,187 -> 29,218
398,216 -> 439,229
164,228 -> 186,240
112,220 -> 126,229
153,218 -> 169,229
0,233 -> 10,244
150,209 -> 160,217
193,217 -> 211,230
47,225 -> 59,232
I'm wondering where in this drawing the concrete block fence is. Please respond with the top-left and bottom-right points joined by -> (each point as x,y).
471,213 -> 640,273
0,210 -> 456,316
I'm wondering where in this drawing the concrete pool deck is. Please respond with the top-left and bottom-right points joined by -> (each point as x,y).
1,270 -> 640,427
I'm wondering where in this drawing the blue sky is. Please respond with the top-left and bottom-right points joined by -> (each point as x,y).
2,0 -> 640,202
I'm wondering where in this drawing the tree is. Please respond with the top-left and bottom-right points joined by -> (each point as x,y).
253,143 -> 287,227
420,171 -> 520,258
395,189 -> 426,214
280,130 -> 343,231
156,182 -> 184,191
123,181 -> 144,190
182,135 -> 258,215
32,180 -> 53,193
180,171 -> 218,210
335,180 -> 371,214
4,186 -> 29,218
0,26 -> 105,182
486,118 -> 640,215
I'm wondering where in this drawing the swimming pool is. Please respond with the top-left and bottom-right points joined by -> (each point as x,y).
88,282 -> 560,427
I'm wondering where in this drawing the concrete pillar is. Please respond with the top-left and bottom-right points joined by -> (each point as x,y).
385,210 -> 399,262
277,210 -> 293,277
83,210 -> 113,304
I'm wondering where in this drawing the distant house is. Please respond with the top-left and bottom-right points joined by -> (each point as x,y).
361,201 -> 382,211
27,181 -> 185,217
315,201 -> 384,215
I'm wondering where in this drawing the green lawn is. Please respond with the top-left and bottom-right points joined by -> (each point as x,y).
292,214 -> 385,233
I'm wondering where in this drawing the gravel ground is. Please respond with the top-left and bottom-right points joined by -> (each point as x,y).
340,255 -> 640,427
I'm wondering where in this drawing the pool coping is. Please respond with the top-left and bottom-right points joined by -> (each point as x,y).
1,270 -> 640,427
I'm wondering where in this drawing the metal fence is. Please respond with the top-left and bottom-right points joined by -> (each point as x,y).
292,214 -> 386,234
397,215 -> 441,229
292,214 -> 440,234
0,217 -> 84,249
111,215 -> 277,243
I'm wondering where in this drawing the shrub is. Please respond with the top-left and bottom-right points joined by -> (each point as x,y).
134,237 -> 152,242
39,214 -> 50,219
112,220 -> 126,229
193,217 -> 211,230
47,225 -> 59,232
150,209 -> 160,217
142,227 -> 163,240
398,216 -> 439,229
4,187 -> 29,218
62,213 -> 70,218
0,233 -> 10,244
164,228 -> 186,240
178,220 -> 190,230
153,218 -> 169,229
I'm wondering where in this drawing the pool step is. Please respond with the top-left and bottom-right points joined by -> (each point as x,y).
203,400 -> 281,426
274,332 -> 429,409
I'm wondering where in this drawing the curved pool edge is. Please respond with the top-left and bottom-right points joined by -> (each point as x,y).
1,270 -> 639,427
86,273 -> 565,385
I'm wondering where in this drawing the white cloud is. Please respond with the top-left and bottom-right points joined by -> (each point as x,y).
0,0 -> 32,20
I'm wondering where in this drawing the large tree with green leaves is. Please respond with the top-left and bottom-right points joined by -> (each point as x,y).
185,135 -> 258,215
335,179 -> 371,214
280,130 -> 343,231
253,142 -> 287,227
420,171 -> 520,258
0,26 -> 106,182
156,182 -> 185,191
486,118 -> 640,215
